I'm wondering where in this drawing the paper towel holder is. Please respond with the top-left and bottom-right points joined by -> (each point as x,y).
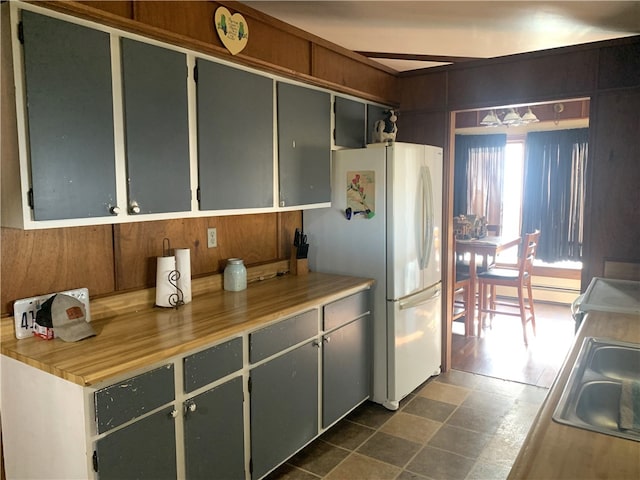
158,238 -> 185,309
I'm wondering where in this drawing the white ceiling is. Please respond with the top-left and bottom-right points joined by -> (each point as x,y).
241,1 -> 640,72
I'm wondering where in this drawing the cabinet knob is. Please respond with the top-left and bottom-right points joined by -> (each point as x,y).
188,402 -> 197,413
323,336 -> 331,344
312,340 -> 321,348
169,409 -> 178,418
109,205 -> 121,215
129,201 -> 141,214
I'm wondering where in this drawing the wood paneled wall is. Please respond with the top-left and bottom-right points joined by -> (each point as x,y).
62,0 -> 400,105
1,212 -> 300,315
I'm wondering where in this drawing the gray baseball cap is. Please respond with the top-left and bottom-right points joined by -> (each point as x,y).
36,294 -> 95,342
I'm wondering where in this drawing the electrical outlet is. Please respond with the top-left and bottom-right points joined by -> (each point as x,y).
207,228 -> 217,248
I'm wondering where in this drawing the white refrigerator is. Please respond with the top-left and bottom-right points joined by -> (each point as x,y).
305,142 -> 442,410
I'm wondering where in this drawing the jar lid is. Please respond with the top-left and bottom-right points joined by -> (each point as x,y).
228,258 -> 244,264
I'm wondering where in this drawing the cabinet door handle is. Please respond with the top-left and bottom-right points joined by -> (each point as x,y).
129,201 -> 141,214
109,205 -> 121,215
312,340 -> 321,348
323,336 -> 331,344
168,409 -> 178,418
184,401 -> 197,416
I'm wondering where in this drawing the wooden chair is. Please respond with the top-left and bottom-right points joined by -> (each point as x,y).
455,223 -> 502,321
476,230 -> 540,345
453,270 -> 472,336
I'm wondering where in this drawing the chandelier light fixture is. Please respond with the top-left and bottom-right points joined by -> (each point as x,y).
480,106 -> 539,127
480,110 -> 501,126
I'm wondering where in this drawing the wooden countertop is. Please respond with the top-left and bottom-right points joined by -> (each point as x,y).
1,272 -> 373,387
508,310 -> 640,479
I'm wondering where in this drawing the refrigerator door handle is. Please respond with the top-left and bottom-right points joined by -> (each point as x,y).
419,165 -> 434,270
399,285 -> 441,310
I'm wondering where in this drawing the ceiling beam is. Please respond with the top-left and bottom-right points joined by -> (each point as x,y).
355,51 -> 482,63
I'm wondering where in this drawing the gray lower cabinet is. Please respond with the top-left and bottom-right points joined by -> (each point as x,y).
94,406 -> 178,480
184,376 -> 245,479
277,82 -> 331,207
250,341 -> 319,479
120,38 -> 191,215
20,11 -> 116,220
323,316 -> 371,428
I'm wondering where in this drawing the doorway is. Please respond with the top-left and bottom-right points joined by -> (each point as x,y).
449,99 -> 589,386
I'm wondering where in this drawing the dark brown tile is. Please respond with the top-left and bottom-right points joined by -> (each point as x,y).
346,401 -> 395,429
287,440 -> 349,477
406,445 -> 475,480
265,463 -> 321,480
320,419 -> 375,450
427,424 -> 492,459
402,396 -> 456,422
396,470 -> 429,480
357,431 -> 421,467
445,406 -> 506,435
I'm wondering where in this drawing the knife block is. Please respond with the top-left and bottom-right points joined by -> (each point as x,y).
290,248 -> 309,276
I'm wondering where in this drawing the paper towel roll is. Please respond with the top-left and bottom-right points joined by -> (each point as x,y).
156,256 -> 177,308
175,248 -> 192,304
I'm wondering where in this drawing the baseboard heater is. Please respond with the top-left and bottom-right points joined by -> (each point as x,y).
532,284 -> 581,294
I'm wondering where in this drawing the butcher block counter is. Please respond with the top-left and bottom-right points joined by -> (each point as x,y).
2,271 -> 376,479
0,271 -> 374,386
508,309 -> 640,479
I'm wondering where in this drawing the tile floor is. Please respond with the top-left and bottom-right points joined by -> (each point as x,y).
266,370 -> 548,480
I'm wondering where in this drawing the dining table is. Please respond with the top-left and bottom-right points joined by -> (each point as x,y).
455,235 -> 521,336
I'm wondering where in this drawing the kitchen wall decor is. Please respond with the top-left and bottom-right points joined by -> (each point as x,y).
214,6 -> 249,55
347,171 -> 376,219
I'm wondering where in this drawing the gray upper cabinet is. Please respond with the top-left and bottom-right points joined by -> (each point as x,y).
196,59 -> 274,210
121,38 -> 191,215
21,11 -> 116,221
335,97 -> 366,148
7,8 -> 376,229
277,82 -> 331,207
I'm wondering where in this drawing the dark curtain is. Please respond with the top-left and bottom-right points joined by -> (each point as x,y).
453,134 -> 507,224
522,128 -> 589,262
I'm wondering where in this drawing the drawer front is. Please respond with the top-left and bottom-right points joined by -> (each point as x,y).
183,337 -> 243,393
323,290 -> 370,331
95,364 -> 175,434
250,309 -> 318,363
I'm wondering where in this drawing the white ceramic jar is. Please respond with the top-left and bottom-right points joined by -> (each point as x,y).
224,258 -> 247,291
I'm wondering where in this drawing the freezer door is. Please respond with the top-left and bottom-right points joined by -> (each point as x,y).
387,144 -> 442,300
386,283 -> 442,408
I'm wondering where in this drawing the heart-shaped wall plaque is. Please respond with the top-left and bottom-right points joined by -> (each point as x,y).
214,6 -> 249,55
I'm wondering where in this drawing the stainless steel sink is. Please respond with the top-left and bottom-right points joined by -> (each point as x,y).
553,337 -> 640,441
